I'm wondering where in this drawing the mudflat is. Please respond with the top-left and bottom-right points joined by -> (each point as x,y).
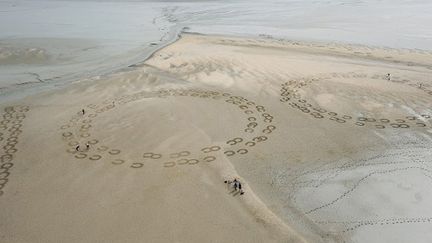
1,34 -> 431,242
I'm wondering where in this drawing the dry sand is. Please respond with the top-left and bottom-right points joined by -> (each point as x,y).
1,33 -> 432,242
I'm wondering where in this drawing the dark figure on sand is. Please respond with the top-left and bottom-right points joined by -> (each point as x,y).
224,178 -> 245,195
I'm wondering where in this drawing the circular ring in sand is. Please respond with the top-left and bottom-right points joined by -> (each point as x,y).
177,159 -> 189,165
108,149 -> 121,155
244,128 -> 254,133
280,73 -> 432,129
247,122 -> 258,128
11,120 -> 22,125
112,159 -> 125,165
201,146 -> 221,153
12,123 -> 22,129
16,114 -> 26,120
239,105 -> 248,110
237,149 -> 248,154
7,136 -> 18,142
227,138 -> 243,146
202,156 -> 216,162
224,150 -> 235,156
8,127 -> 19,133
80,133 -> 90,138
187,159 -> 199,165
6,141 -> 18,148
66,148 -> 78,154
169,151 -> 190,159
1,163 -> 13,169
11,130 -> 22,136
97,146 -> 109,152
256,106 -> 266,112
61,89 -> 275,169
81,124 -> 92,129
0,178 -> 8,186
355,122 -> 365,126
88,139 -> 99,145
390,123 -> 410,128
0,120 -> 10,125
163,162 -> 176,168
0,172 -> 10,180
143,152 -> 162,159
75,153 -> 87,159
3,144 -> 15,150
62,132 -> 73,138
4,107 -> 14,113
131,163 -> 144,168
89,155 -> 102,161
5,148 -> 17,154
253,136 -> 268,143
245,141 -> 256,147
0,154 -> 12,163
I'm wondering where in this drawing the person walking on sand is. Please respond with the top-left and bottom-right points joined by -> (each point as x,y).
86,143 -> 90,150
239,182 -> 244,195
386,73 -> 391,81
233,178 -> 238,191
75,145 -> 80,151
82,109 -> 85,115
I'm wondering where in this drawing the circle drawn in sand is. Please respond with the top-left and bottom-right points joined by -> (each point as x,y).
279,73 -> 432,129
60,89 -> 276,169
0,106 -> 29,196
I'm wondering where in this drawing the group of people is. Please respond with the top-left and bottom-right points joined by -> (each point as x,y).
224,178 -> 244,195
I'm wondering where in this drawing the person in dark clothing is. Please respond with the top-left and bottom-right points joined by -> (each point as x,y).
239,183 -> 244,195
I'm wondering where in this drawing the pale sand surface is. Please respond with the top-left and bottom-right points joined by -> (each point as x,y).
1,34 -> 432,242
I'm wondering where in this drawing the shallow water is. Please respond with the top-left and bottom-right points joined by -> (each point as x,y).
1,0 -> 431,100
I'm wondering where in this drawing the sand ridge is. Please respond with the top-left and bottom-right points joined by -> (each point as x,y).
1,33 -> 432,242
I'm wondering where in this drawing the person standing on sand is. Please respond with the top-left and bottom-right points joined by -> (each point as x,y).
75,145 -> 80,151
233,179 -> 238,191
86,143 -> 90,150
239,183 -> 245,195
82,109 -> 85,115
386,73 -> 391,81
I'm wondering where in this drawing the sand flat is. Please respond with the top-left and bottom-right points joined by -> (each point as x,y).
1,34 -> 432,242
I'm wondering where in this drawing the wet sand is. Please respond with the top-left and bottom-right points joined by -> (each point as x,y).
1,33 -> 432,242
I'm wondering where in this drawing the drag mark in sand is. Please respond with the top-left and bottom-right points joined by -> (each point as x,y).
280,72 -> 432,129
275,145 -> 432,236
0,105 -> 29,196
60,89 -> 276,169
